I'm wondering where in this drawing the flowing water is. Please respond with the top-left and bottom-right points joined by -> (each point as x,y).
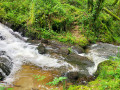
79,43 -> 120,75
0,23 -> 78,85
0,23 -> 120,89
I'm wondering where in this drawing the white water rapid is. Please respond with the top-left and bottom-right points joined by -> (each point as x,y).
79,43 -> 120,75
0,23 -> 119,85
0,23 -> 78,85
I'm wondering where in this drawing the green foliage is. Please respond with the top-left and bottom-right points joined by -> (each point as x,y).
0,86 -> 13,90
46,77 -> 67,90
41,29 -> 58,39
68,47 -> 72,53
0,0 -> 120,46
68,53 -> 120,90
0,86 -> 5,90
46,77 -> 67,86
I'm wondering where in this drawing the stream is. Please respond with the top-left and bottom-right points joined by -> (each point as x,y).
0,23 -> 120,89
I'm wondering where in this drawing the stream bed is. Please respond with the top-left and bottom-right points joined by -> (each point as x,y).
9,65 -> 65,90
0,23 -> 120,89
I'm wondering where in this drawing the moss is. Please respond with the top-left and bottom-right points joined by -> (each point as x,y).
68,59 -> 120,90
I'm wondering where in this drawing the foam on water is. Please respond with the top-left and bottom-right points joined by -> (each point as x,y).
0,23 -> 119,85
79,43 -> 120,75
0,23 -> 78,84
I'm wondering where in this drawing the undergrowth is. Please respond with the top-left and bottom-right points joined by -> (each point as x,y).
0,0 -> 120,47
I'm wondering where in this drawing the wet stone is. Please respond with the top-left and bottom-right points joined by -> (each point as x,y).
0,63 -> 10,76
0,57 -> 12,79
0,72 -> 5,81
65,53 -> 94,67
71,45 -> 84,54
41,39 -> 49,44
37,44 -> 46,54
0,35 -> 5,40
0,51 -> 6,56
66,71 -> 79,81
66,71 -> 95,84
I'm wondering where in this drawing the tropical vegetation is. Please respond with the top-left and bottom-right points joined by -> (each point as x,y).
0,0 -> 120,46
0,0 -> 120,90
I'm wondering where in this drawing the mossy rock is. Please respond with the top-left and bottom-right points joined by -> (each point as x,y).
65,53 -> 94,67
37,44 -> 46,54
94,60 -> 117,77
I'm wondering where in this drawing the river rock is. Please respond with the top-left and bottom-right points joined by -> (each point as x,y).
41,39 -> 49,44
71,45 -> 84,54
37,44 -> 46,54
65,53 -> 94,67
66,71 -> 95,84
0,57 -> 12,80
0,33 -> 5,40
49,40 -> 70,49
59,47 -> 70,55
47,40 -> 84,55
0,72 -> 5,81
27,39 -> 41,45
0,57 -> 11,75
66,71 -> 80,80
62,53 -> 95,84
0,63 -> 10,76
0,51 -> 6,56
11,32 -> 26,41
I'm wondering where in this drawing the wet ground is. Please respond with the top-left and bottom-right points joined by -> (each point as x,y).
9,65 -> 65,90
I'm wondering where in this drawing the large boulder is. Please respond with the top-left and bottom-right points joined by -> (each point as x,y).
65,53 -> 94,67
64,53 -> 95,83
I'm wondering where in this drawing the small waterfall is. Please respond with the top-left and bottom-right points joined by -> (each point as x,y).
0,23 -> 78,84
0,23 -> 120,85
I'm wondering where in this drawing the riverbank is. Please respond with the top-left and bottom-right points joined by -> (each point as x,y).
0,0 -> 120,90
68,59 -> 120,90
0,22 -> 120,90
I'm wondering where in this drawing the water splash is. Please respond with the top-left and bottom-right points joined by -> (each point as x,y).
0,23 -> 119,85
0,23 -> 77,84
79,43 -> 120,75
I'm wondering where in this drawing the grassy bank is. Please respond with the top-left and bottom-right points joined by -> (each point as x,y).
68,55 -> 120,90
0,0 -> 120,47
0,1 -> 120,89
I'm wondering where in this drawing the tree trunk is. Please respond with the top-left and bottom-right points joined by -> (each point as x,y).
93,0 -> 105,21
103,8 -> 120,21
112,0 -> 119,6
